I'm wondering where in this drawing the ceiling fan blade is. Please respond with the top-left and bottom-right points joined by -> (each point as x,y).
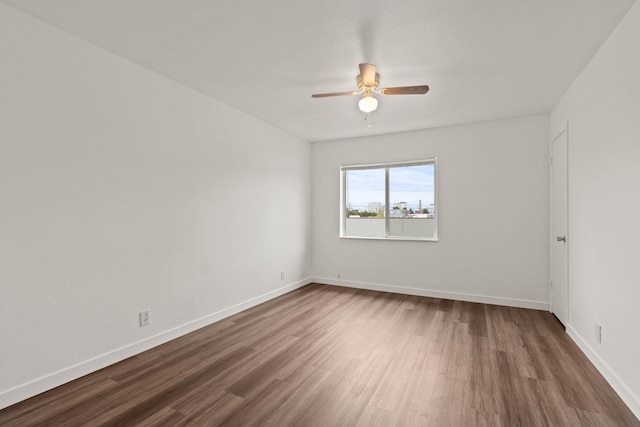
359,63 -> 377,87
311,91 -> 359,98
380,85 -> 430,95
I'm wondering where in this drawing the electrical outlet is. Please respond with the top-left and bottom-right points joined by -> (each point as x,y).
280,271 -> 285,280
139,310 -> 150,327
595,323 -> 602,343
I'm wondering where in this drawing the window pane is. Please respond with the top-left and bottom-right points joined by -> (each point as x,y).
388,164 -> 435,238
345,168 -> 385,237
341,159 -> 437,241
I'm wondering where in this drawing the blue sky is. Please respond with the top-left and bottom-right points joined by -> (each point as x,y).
346,164 -> 435,211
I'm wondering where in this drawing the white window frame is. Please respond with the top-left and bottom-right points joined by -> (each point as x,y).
340,158 -> 438,241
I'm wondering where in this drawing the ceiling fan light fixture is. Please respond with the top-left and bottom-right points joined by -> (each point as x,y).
358,94 -> 378,113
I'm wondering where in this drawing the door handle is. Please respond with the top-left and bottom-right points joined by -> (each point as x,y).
556,236 -> 566,242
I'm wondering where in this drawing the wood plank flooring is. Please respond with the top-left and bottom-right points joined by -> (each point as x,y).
1,283 -> 638,426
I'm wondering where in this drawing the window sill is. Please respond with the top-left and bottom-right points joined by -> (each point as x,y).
339,235 -> 439,242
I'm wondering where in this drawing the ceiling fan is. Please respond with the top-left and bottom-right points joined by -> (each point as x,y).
311,63 -> 429,113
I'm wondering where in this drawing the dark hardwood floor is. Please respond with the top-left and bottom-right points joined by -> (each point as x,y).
1,283 -> 638,426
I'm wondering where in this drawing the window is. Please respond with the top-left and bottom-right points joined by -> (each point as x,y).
340,159 -> 437,241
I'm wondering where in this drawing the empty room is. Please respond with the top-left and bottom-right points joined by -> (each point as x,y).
1,0 -> 639,425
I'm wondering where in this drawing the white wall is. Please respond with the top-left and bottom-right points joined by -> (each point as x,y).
0,4 -> 311,409
311,115 -> 550,309
550,0 -> 640,417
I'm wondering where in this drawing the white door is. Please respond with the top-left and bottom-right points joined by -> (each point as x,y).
551,129 -> 568,326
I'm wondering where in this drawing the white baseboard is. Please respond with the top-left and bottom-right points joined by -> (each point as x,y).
0,277 -> 312,410
566,325 -> 640,420
312,277 -> 550,311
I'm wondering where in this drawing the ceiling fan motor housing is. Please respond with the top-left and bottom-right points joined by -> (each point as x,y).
357,73 -> 380,92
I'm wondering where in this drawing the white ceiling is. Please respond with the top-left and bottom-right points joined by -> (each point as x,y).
2,0 -> 635,142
